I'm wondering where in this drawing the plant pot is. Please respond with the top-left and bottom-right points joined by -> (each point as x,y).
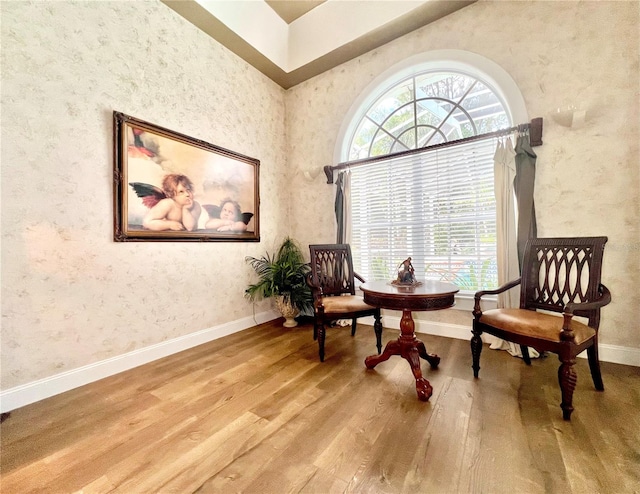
275,296 -> 300,328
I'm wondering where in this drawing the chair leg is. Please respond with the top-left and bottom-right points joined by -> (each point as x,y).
373,311 -> 383,354
521,345 -> 531,365
318,323 -> 326,362
313,322 -> 318,341
587,344 -> 605,391
351,318 -> 357,336
471,326 -> 483,378
558,356 -> 578,420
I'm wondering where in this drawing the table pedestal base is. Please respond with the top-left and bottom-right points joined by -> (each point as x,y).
364,309 -> 440,401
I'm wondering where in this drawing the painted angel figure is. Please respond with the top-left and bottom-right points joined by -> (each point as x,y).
129,174 -> 201,231
203,198 -> 253,232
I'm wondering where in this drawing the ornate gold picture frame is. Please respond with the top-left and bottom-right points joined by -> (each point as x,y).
113,112 -> 260,242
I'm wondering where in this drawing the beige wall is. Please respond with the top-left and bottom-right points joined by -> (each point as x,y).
1,0 -> 638,396
1,0 -> 289,390
287,0 -> 640,348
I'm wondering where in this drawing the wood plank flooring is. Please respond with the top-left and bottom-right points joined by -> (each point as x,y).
1,320 -> 639,493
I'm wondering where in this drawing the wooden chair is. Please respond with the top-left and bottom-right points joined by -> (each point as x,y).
307,244 -> 383,362
471,237 -> 611,420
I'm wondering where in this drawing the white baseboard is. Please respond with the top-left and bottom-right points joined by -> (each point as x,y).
359,314 -> 474,342
3,310 -> 638,413
0,310 -> 279,413
360,314 -> 640,368
595,343 -> 640,367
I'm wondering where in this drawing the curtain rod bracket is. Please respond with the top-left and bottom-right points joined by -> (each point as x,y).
324,165 -> 334,184
529,117 -> 543,146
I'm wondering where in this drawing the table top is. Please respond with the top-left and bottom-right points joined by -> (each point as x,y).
360,280 -> 459,312
361,280 -> 459,297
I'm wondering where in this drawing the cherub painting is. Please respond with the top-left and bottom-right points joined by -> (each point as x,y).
203,198 -> 253,232
130,181 -> 254,234
129,174 -> 201,232
114,111 -> 260,242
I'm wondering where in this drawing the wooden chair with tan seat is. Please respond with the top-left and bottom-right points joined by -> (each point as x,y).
471,237 -> 611,420
307,244 -> 383,362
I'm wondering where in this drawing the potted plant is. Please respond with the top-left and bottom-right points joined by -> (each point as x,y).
245,237 -> 313,327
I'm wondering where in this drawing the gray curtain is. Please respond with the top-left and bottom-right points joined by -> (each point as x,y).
514,131 -> 537,268
335,171 -> 349,244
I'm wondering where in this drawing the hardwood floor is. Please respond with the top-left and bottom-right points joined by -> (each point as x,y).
2,320 -> 639,493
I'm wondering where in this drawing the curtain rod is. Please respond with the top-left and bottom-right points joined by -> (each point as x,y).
324,117 -> 543,184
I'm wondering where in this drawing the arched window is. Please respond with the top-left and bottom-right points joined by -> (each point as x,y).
348,71 -> 509,159
338,51 -> 527,293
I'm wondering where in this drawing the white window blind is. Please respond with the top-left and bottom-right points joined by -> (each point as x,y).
350,137 -> 498,293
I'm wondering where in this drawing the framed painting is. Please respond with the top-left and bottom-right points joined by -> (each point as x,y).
113,111 -> 260,242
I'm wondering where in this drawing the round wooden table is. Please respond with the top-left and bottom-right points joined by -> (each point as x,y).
360,280 -> 459,401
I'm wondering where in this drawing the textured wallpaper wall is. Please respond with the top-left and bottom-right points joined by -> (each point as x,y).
287,1 -> 640,348
1,0 -> 289,389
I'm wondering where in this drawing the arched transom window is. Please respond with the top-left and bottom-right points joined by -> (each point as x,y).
349,71 -> 510,160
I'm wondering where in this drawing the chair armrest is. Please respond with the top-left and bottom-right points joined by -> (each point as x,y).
564,284 -> 611,315
473,278 -> 521,318
354,272 -> 365,283
561,284 -> 611,340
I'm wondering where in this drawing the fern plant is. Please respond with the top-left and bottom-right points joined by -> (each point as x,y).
245,237 -> 313,313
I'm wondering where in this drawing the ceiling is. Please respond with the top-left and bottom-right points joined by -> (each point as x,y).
161,0 -> 476,89
265,0 -> 326,23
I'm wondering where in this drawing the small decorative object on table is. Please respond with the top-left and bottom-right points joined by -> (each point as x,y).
391,257 -> 422,286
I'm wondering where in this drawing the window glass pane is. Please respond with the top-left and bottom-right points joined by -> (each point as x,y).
382,104 -> 415,136
367,80 -> 414,124
416,103 -> 444,127
415,126 -> 437,148
369,131 -> 395,157
415,73 -> 475,101
350,118 -> 378,160
460,81 -> 508,132
396,129 -> 415,150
